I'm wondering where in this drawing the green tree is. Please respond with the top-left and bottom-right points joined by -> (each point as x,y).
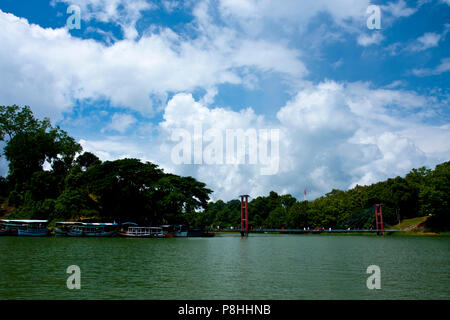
76,151 -> 102,170
0,105 -> 81,192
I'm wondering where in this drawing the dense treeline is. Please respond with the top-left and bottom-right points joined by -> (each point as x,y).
0,105 -> 449,230
203,163 -> 450,231
0,105 -> 212,226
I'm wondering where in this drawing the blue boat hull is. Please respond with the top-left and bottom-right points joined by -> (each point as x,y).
18,229 -> 49,237
83,231 -> 117,237
55,229 -> 67,236
67,230 -> 84,237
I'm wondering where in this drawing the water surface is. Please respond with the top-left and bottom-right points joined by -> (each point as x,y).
0,234 -> 448,299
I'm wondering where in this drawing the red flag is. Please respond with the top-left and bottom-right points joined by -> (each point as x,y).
304,189 -> 307,196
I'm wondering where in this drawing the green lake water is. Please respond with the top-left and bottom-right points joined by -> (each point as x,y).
0,234 -> 448,300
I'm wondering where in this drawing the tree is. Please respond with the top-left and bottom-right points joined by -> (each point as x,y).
76,152 -> 102,170
420,161 -> 450,230
0,105 -> 82,192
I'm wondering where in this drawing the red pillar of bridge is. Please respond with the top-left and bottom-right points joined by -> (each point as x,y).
375,204 -> 384,235
240,195 -> 249,236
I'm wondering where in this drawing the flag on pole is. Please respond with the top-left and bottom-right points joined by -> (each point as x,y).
304,189 -> 307,196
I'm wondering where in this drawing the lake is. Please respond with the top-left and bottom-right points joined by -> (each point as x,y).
0,234 -> 448,299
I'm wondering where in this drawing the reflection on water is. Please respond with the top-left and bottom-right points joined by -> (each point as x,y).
0,234 -> 448,299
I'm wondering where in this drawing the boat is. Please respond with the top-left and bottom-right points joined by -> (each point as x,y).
119,226 -> 165,238
119,222 -> 139,234
120,222 -> 139,229
80,222 -> 118,237
160,224 -> 174,238
159,224 -> 189,237
187,228 -> 202,237
173,224 -> 188,237
66,225 -> 84,237
0,221 -> 20,236
187,228 -> 215,237
56,222 -> 118,237
55,222 -> 82,236
2,220 -> 50,237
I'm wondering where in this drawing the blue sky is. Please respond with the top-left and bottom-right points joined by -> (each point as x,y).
0,0 -> 449,201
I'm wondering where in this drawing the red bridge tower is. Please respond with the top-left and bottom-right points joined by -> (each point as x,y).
375,204 -> 384,235
240,195 -> 249,237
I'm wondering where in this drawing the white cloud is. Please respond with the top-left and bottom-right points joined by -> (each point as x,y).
79,82 -> 449,201
103,113 -> 137,133
219,0 -> 371,29
276,81 -> 444,196
413,58 -> 450,76
386,28 -> 447,56
381,0 -> 417,18
161,0 -> 181,13
383,80 -> 406,89
216,0 -> 417,46
408,32 -> 441,51
52,0 -> 155,40
416,32 -> 441,49
0,9 -> 306,119
0,2 -> 447,202
357,32 -> 384,46
79,137 -> 149,162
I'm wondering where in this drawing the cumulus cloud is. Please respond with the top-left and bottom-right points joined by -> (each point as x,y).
78,82 -> 450,201
381,0 -> 417,18
219,0 -> 371,30
79,136 -> 151,162
0,2 -> 447,202
0,9 -> 306,119
52,0 -> 155,39
161,0 -> 181,13
275,81 -> 439,196
103,113 -> 137,133
216,0 -> 418,52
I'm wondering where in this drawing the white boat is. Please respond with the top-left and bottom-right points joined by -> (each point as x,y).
119,226 -> 165,238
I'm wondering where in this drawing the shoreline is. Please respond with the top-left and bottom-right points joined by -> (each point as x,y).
212,231 -> 450,237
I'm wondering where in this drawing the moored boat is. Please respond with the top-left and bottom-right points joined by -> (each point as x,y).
0,221 -> 20,236
81,222 -> 118,237
119,226 -> 165,238
187,228 -> 215,237
3,220 -> 50,237
160,225 -> 174,238
66,225 -> 84,237
160,224 -> 190,237
173,224 -> 188,237
55,222 -> 82,236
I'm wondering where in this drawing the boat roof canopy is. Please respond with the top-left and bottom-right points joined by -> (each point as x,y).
129,226 -> 162,229
82,222 -> 118,226
56,222 -> 81,225
1,219 -> 48,223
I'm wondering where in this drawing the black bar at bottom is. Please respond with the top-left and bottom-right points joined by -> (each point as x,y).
0,300 -> 445,318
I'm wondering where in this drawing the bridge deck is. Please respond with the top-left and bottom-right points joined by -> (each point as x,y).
215,229 -> 403,233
